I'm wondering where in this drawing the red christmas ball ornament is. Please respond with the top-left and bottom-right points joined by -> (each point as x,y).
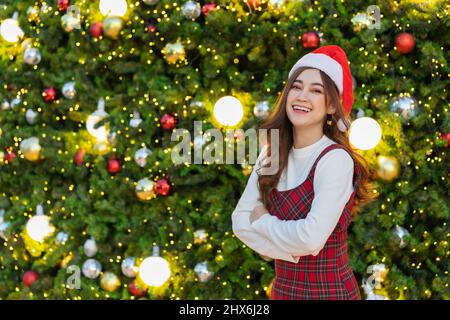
439,132 -> 450,147
246,0 -> 261,10
42,87 -> 58,103
107,158 -> 121,174
57,0 -> 70,12
155,178 -> 171,196
128,280 -> 148,297
161,114 -> 176,131
202,3 -> 217,17
395,32 -> 415,54
23,270 -> 40,288
5,150 -> 16,163
73,149 -> 85,165
302,31 -> 320,49
146,23 -> 157,33
7,84 -> 16,92
90,22 -> 103,38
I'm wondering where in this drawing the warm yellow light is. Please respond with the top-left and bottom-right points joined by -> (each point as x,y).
99,0 -> 128,17
0,14 -> 24,43
138,256 -> 171,287
213,96 -> 244,127
349,117 -> 382,150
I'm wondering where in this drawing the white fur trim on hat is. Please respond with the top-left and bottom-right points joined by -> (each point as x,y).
288,53 -> 343,95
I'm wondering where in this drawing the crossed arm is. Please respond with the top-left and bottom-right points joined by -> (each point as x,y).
231,148 -> 354,262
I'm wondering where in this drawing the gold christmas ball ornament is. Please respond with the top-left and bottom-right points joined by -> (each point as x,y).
193,229 -> 208,244
27,6 -> 39,21
100,272 -> 121,292
376,156 -> 400,182
351,13 -> 371,32
20,137 -> 42,162
163,41 -> 185,64
61,14 -> 80,33
102,17 -> 123,39
136,178 -> 156,201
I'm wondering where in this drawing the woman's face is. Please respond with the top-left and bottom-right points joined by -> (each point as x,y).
285,68 -> 335,129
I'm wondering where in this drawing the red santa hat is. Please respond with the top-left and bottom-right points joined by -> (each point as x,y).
288,45 -> 354,117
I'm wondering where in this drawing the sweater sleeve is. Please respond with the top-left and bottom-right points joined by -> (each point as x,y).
231,145 -> 300,263
250,149 -> 355,257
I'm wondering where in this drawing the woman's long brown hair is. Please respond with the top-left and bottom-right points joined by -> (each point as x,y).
257,67 -> 378,216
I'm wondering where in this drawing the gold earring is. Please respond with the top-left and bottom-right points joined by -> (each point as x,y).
326,115 -> 332,126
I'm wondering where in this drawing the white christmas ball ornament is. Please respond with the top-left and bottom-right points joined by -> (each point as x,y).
138,246 -> 171,287
99,0 -> 127,17
0,13 -> 24,43
26,212 -> 55,242
349,117 -> 382,150
213,96 -> 244,127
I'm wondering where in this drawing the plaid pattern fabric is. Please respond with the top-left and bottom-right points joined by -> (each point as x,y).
268,144 -> 362,300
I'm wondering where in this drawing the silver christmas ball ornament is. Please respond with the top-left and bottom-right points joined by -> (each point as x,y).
121,256 -> 139,278
254,101 -> 270,119
10,98 -> 21,109
194,261 -> 214,282
23,47 -> 41,65
26,109 -> 38,125
62,81 -> 76,99
182,1 -> 201,19
0,209 -> 11,241
56,231 -> 69,244
134,146 -> 152,167
394,225 -> 410,248
82,258 -> 102,279
129,110 -> 143,128
83,237 -> 98,257
389,95 -> 419,121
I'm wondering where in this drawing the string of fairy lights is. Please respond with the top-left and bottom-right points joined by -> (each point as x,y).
0,0 -> 448,299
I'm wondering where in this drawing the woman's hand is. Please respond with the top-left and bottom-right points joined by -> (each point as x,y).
250,204 -> 269,224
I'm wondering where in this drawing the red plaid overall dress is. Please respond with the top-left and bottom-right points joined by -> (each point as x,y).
268,144 -> 361,300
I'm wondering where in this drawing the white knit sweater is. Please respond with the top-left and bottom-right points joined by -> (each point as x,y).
231,134 -> 355,263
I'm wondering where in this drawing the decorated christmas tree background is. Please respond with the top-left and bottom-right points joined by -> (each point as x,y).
0,0 -> 448,300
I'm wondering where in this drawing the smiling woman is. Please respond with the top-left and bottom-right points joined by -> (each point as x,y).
231,45 -> 378,300
286,68 -> 333,134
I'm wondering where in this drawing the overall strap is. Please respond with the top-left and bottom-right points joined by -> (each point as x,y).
308,144 -> 361,188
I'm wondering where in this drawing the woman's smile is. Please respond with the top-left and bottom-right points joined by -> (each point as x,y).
291,104 -> 312,114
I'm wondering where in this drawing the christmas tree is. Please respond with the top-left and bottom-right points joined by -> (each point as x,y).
0,0 -> 448,300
